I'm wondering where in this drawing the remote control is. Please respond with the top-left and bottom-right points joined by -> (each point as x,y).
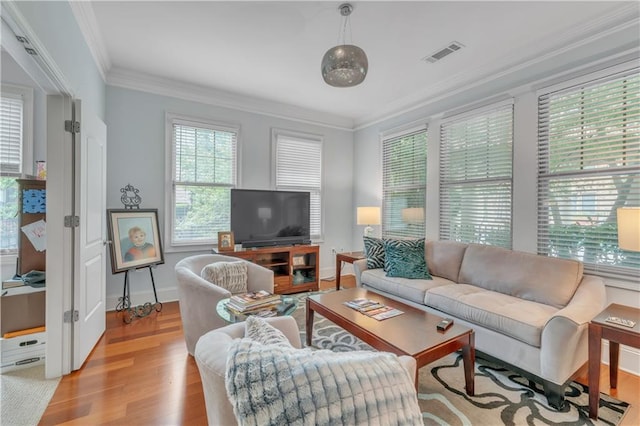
605,316 -> 636,328
437,318 -> 454,332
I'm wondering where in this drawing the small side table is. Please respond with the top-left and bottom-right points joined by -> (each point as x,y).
335,251 -> 365,290
588,303 -> 640,419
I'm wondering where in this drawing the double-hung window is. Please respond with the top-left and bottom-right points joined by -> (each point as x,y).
1,85 -> 33,255
272,129 -> 323,240
439,102 -> 513,248
381,125 -> 427,239
167,114 -> 238,247
537,67 -> 640,278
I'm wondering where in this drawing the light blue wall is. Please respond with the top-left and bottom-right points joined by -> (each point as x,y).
105,86 -> 354,303
12,0 -> 106,118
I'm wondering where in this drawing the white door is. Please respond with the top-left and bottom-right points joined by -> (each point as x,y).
72,100 -> 107,369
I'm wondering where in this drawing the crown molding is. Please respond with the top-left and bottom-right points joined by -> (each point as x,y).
354,4 -> 640,130
68,0 -> 111,81
107,67 -> 355,131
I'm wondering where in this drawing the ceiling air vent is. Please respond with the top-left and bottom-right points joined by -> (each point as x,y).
423,41 -> 464,63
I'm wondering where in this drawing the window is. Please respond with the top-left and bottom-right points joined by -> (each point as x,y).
537,68 -> 640,278
167,114 -> 238,247
272,129 -> 322,240
382,125 -> 427,239
1,85 -> 33,255
440,102 -> 513,248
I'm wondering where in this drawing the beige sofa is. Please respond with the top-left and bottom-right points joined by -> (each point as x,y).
354,240 -> 606,409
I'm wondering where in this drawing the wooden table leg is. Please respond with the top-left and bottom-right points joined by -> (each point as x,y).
306,298 -> 314,347
589,323 -> 602,419
335,259 -> 341,290
461,331 -> 475,396
609,341 -> 620,389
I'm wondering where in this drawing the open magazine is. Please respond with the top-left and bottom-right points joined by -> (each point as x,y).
344,298 -> 403,321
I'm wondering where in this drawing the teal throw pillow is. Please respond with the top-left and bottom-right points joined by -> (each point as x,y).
384,238 -> 432,279
363,236 -> 385,269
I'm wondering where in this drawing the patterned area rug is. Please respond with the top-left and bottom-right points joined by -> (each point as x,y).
291,292 -> 630,426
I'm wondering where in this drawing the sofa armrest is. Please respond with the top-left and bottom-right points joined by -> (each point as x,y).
246,262 -> 275,293
353,258 -> 369,287
540,274 -> 606,383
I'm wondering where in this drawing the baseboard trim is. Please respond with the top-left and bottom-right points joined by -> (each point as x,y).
106,288 -> 179,312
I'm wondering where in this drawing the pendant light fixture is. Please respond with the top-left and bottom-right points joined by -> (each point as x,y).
321,3 -> 368,88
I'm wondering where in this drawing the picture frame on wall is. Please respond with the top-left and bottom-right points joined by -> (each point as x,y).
107,209 -> 164,274
218,231 -> 234,252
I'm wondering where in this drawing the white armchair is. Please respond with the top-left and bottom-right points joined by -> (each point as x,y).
175,254 -> 274,355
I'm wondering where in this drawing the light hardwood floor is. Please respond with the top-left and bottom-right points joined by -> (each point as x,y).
40,276 -> 639,425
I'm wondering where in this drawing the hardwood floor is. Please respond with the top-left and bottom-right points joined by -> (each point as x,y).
40,276 -> 639,425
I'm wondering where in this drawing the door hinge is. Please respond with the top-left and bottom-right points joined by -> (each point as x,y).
64,120 -> 80,133
64,310 -> 79,323
64,215 -> 80,227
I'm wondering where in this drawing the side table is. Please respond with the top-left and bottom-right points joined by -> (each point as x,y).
588,303 -> 640,419
335,251 -> 365,290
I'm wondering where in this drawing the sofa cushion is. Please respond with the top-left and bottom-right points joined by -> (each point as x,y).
245,315 -> 292,347
363,236 -> 386,269
362,269 -> 452,304
425,240 -> 468,282
425,284 -> 558,347
201,261 -> 248,294
458,244 -> 583,308
384,238 -> 431,279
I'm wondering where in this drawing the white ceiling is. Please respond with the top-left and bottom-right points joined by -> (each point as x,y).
74,1 -> 640,129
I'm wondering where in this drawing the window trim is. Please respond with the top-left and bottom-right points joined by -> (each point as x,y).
164,112 -> 241,252
271,127 -> 324,242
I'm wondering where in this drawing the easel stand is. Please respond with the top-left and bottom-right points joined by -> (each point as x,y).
115,266 -> 163,323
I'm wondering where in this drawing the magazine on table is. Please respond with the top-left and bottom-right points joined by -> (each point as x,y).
230,290 -> 281,307
344,298 -> 403,320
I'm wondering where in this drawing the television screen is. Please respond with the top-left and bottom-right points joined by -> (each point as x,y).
231,189 -> 310,248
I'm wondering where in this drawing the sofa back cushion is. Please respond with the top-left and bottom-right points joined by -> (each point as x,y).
458,244 -> 583,308
425,240 -> 468,282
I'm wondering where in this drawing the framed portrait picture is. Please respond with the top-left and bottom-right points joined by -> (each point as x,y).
292,255 -> 306,266
218,231 -> 234,252
107,209 -> 164,274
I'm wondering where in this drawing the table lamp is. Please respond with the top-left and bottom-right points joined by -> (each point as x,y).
617,207 -> 640,251
357,206 -> 381,237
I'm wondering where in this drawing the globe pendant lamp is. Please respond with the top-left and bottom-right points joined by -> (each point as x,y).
321,3 -> 368,88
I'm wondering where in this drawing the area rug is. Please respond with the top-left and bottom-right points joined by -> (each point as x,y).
0,364 -> 60,425
291,292 -> 630,426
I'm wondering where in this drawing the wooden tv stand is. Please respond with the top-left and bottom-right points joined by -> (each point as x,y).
223,245 -> 319,294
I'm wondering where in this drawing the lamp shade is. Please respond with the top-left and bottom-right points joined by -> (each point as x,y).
357,207 -> 381,225
401,207 -> 424,224
617,207 -> 640,252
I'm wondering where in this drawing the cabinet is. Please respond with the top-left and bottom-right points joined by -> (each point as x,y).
224,245 -> 319,294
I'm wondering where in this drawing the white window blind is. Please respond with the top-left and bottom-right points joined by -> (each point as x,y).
538,68 -> 640,278
171,119 -> 237,245
0,95 -> 23,173
275,135 -> 322,239
0,94 -> 24,254
382,127 -> 427,239
440,103 -> 513,248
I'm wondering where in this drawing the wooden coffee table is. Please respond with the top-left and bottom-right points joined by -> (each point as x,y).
306,288 -> 475,394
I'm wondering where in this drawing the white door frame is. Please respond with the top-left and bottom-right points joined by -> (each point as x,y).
2,4 -> 77,378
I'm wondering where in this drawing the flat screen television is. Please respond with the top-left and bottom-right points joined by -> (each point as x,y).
230,189 -> 311,248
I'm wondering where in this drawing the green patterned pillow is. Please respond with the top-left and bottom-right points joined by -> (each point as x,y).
384,238 -> 432,279
363,236 -> 385,269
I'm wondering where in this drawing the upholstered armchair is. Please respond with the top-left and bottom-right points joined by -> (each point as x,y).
175,254 -> 274,355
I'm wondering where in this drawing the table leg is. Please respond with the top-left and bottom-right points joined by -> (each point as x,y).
461,331 -> 475,396
335,258 -> 341,290
589,323 -> 602,419
306,298 -> 314,347
609,341 -> 620,389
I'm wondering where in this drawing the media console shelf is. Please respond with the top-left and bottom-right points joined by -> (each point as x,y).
224,245 -> 319,294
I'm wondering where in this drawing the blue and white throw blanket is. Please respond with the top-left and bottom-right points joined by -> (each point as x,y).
225,338 -> 422,425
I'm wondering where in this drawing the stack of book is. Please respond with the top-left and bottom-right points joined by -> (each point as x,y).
226,290 -> 282,315
344,298 -> 404,321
